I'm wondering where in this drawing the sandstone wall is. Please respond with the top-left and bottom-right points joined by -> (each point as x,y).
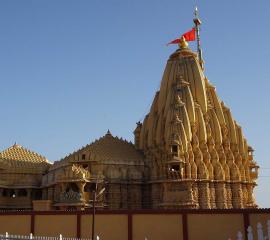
0,210 -> 269,240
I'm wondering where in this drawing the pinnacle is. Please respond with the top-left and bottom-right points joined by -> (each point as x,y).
106,129 -> 112,136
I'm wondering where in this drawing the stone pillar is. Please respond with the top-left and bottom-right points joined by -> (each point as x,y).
42,188 -> 48,200
151,183 -> 161,209
26,189 -> 32,198
132,184 -> 142,209
120,183 -> 128,209
198,181 -> 211,209
246,183 -> 256,207
241,183 -> 248,207
76,182 -> 86,201
192,182 -> 199,208
215,182 -> 227,209
231,182 -> 243,208
226,183 -> 233,208
54,186 -> 60,201
184,157 -> 192,179
76,182 -> 86,194
209,182 -> 216,209
60,183 -> 67,193
48,188 -> 54,200
112,184 -> 121,209
105,184 -> 112,209
185,181 -> 197,209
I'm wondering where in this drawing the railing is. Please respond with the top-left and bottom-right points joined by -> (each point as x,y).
231,219 -> 270,240
0,233 -> 96,240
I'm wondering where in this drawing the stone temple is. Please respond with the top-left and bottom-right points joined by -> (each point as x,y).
0,38 -> 259,210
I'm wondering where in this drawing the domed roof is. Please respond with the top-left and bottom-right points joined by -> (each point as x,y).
51,131 -> 144,170
85,131 -> 144,162
0,143 -> 51,173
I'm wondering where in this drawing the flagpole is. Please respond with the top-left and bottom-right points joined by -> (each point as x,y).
193,6 -> 204,70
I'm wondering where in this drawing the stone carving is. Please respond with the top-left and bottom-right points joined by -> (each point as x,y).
136,43 -> 259,209
59,189 -> 82,202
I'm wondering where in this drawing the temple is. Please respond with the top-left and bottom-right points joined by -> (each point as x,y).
133,38 -> 259,209
0,19 -> 259,210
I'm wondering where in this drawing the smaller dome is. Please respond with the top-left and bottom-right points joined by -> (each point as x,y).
51,132 -> 144,170
0,143 -> 51,173
84,132 -> 144,162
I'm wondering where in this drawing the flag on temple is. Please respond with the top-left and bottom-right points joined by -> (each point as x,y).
167,28 -> 196,45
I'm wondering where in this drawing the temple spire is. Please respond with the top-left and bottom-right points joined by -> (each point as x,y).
193,6 -> 204,70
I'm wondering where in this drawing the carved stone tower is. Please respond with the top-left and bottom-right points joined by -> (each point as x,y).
135,38 -> 259,209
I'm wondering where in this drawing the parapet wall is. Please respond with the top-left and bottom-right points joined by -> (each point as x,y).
0,209 -> 269,240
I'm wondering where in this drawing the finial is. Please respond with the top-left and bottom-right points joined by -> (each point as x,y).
193,6 -> 204,70
13,142 -> 21,148
136,121 -> 142,127
194,6 -> 198,18
193,6 -> 201,24
106,129 -> 111,135
178,36 -> 188,49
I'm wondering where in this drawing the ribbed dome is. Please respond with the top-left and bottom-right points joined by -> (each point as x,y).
84,131 -> 144,162
0,143 -> 51,173
51,131 -> 144,170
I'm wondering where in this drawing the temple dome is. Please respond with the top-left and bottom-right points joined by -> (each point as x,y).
51,131 -> 144,170
0,143 -> 51,173
82,131 -> 144,162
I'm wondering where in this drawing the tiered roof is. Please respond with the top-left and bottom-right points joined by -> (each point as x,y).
0,143 -> 51,173
51,131 -> 144,170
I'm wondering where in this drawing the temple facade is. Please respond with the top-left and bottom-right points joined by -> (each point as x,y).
0,40 -> 259,210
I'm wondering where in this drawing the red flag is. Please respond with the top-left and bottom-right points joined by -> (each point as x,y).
167,28 -> 196,45
182,28 -> 196,41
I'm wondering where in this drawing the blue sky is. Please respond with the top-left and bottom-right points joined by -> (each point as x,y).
0,0 -> 269,207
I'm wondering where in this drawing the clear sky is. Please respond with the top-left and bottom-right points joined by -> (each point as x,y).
0,0 -> 269,207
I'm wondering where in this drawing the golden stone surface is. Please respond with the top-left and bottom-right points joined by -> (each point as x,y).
0,47 -> 259,210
